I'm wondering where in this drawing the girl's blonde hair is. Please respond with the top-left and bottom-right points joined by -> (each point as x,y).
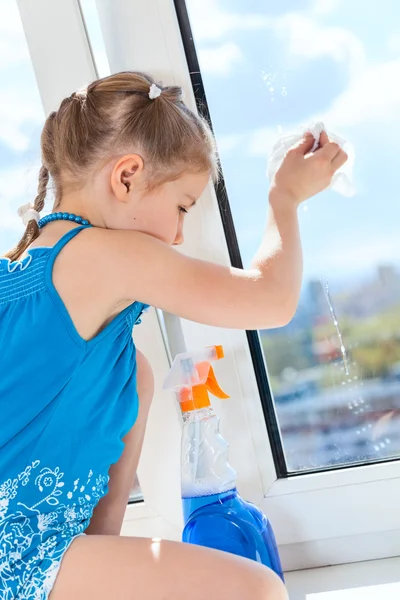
6,71 -> 218,261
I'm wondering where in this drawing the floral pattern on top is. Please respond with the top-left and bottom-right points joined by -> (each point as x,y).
0,460 -> 109,599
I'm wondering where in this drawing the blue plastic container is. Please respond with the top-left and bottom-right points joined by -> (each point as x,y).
182,488 -> 283,579
163,345 -> 284,581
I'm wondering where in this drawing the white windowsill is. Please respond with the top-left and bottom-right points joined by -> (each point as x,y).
267,460 -> 400,497
285,556 -> 400,600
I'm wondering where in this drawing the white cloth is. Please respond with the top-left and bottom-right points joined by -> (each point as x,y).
17,203 -> 40,226
267,121 -> 355,197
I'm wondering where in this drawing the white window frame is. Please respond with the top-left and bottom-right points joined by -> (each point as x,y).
17,0 -> 400,571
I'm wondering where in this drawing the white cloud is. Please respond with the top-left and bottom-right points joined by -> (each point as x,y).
188,0 -> 364,80
217,127 -> 284,161
0,2 -> 31,69
0,2 -> 44,245
312,0 -> 343,15
216,133 -> 243,155
319,59 -> 400,130
248,127 -> 282,158
0,2 -> 44,152
247,58 -> 400,158
387,33 -> 400,57
186,1 -> 396,165
187,0 -> 269,42
309,234 -> 400,276
198,42 -> 243,77
0,88 -> 43,151
272,13 -> 365,78
1,212 -> 21,235
0,165 -> 42,235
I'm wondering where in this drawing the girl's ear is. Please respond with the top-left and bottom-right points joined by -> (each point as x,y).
110,154 -> 145,202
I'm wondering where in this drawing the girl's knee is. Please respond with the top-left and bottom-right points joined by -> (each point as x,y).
257,570 -> 288,600
237,563 -> 288,600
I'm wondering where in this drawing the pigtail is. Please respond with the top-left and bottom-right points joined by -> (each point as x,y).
4,166 -> 49,262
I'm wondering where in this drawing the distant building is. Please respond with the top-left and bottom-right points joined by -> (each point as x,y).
308,279 -> 327,318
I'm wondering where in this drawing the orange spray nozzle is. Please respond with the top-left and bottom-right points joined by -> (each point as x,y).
179,364 -> 230,412
163,345 -> 229,413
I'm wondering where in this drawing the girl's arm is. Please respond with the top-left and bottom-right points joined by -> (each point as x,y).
94,132 -> 347,330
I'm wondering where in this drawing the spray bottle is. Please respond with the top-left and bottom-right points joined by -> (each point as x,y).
163,345 -> 284,580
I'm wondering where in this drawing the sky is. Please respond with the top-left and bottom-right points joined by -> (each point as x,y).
1,0 -> 400,290
0,1 -> 44,246
186,0 -> 400,284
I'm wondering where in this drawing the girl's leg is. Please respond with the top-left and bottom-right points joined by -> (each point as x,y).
50,534 -> 288,600
53,353 -> 287,599
85,350 -> 154,535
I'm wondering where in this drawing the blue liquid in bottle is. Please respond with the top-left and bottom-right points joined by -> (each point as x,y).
182,488 -> 284,581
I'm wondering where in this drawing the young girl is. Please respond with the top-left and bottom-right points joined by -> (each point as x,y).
0,71 -> 347,600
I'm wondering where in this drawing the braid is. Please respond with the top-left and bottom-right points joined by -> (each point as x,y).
4,166 -> 49,262
33,166 -> 49,214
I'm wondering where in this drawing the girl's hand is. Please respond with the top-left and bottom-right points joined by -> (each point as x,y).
271,130 -> 348,206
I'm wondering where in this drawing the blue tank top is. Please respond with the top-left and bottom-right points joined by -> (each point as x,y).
0,225 -> 148,597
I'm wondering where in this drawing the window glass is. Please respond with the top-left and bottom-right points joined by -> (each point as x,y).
0,1 -> 44,255
186,0 -> 400,471
79,0 -> 111,79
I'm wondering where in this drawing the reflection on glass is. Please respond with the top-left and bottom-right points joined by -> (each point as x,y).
186,0 -> 400,471
263,269 -> 400,471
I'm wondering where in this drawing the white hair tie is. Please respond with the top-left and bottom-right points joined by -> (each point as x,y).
149,84 -> 162,100
17,203 -> 40,226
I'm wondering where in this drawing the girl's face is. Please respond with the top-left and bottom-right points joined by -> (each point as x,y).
121,171 -> 210,246
90,155 -> 210,246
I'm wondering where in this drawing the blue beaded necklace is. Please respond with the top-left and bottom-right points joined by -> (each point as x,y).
38,212 -> 90,229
